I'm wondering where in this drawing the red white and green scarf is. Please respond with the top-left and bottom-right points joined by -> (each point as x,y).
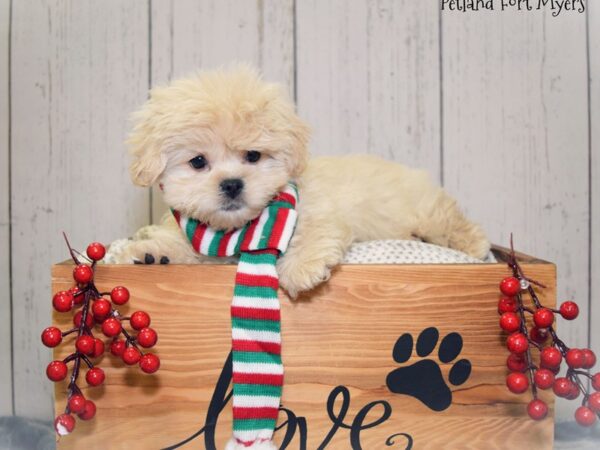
172,182 -> 298,449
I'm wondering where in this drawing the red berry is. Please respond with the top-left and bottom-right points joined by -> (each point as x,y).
498,296 -> 517,314
499,312 -> 521,333
110,286 -> 130,305
139,353 -> 160,374
559,301 -> 579,320
46,360 -> 68,382
533,308 -> 554,328
91,338 -> 105,358
553,377 -> 574,397
500,277 -> 521,296
137,328 -> 158,348
581,349 -> 597,369
593,373 -> 600,391
73,311 -> 92,328
73,264 -> 93,284
102,318 -> 122,337
534,369 -> 555,390
78,400 -> 96,421
548,365 -> 561,375
67,394 -> 86,414
41,327 -> 62,347
130,311 -> 151,330
566,349 -> 585,369
506,332 -> 528,354
530,327 -> 549,344
76,335 -> 95,355
92,299 -> 111,320
70,287 -> 85,306
575,406 -> 597,427
588,392 -> 600,413
54,413 -> 76,435
527,399 -> 548,421
506,372 -> 529,394
540,347 -> 562,369
122,347 -> 142,365
110,339 -> 126,357
507,353 -> 528,372
567,382 -> 580,400
52,291 -> 74,313
86,242 -> 106,261
85,367 -> 105,386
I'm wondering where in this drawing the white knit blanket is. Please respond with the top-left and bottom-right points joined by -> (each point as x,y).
343,240 -> 496,264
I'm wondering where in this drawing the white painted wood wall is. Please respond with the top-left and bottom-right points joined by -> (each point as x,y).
1,0 -> 597,426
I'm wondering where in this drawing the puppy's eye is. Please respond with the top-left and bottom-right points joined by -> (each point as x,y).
189,155 -> 207,170
245,150 -> 261,163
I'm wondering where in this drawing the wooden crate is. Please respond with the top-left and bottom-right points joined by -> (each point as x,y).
52,248 -> 555,449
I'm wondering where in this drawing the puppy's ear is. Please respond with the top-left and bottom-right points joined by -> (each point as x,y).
285,113 -> 311,179
127,94 -> 168,187
268,89 -> 311,179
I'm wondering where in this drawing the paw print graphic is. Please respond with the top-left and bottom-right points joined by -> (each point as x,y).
386,327 -> 472,411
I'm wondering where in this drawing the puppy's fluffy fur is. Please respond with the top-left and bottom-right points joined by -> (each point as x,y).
109,66 -> 490,298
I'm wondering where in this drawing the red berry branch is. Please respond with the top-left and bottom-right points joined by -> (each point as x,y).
43,234 -> 160,436
498,237 -> 599,426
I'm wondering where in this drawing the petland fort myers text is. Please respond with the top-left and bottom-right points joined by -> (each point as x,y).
441,0 -> 585,16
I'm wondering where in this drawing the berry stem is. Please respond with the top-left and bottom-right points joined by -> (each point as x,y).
568,369 -> 590,406
65,356 -> 82,414
528,340 -> 542,350
63,353 -> 78,364
62,232 -> 81,266
81,354 -> 94,369
507,237 -> 538,399
64,276 -> 95,412
62,327 -> 79,337
121,326 -> 142,351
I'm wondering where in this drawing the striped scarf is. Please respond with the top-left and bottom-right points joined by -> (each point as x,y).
171,183 -> 298,449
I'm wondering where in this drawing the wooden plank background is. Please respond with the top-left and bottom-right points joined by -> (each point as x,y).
590,0 -> 600,373
2,0 -> 598,427
0,0 -> 12,417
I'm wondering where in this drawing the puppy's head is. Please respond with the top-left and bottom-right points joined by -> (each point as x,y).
128,65 -> 310,230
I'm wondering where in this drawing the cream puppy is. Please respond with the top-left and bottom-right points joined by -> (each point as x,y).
109,66 -> 490,298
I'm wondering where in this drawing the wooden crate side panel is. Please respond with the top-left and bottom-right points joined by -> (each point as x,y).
52,264 -> 554,449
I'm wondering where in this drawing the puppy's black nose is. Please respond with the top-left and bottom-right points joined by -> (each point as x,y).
220,178 -> 244,199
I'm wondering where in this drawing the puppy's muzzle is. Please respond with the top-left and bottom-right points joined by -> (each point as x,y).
220,178 -> 244,199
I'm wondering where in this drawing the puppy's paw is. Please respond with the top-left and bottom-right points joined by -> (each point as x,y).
104,239 -> 172,265
277,258 -> 331,299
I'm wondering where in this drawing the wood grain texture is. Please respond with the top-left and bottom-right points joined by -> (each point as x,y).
0,0 -> 12,416
589,0 -> 600,367
295,0 -> 441,179
10,0 -> 150,419
53,262 -> 555,449
149,0 -> 295,223
441,8 -> 589,422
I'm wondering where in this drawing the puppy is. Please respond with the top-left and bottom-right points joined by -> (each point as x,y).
108,65 -> 490,298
